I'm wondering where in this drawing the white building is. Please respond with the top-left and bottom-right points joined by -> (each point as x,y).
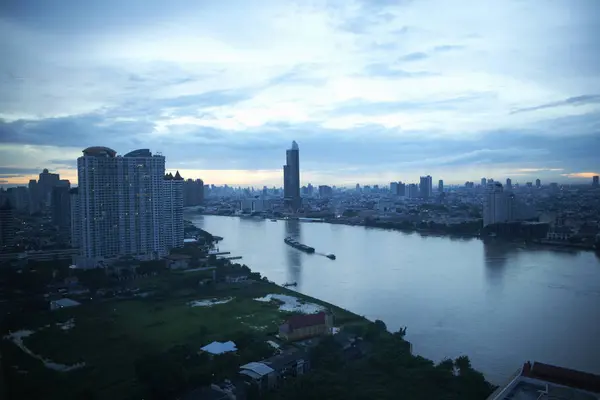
74,147 -> 182,266
241,198 -> 271,212
483,182 -> 515,227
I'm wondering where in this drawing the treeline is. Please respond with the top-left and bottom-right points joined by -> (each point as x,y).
363,217 -> 482,236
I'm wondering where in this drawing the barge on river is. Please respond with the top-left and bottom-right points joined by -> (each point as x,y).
284,237 -> 315,254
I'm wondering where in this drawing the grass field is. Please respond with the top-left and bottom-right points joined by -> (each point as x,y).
2,273 -> 362,400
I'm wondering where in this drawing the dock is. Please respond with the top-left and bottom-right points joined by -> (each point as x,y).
219,256 -> 242,260
209,251 -> 231,256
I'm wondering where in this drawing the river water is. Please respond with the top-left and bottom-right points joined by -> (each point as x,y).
188,214 -> 600,384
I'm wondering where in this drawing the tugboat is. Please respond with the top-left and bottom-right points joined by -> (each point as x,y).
284,237 -> 315,253
326,254 -> 336,260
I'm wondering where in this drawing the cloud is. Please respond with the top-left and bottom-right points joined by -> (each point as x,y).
511,94 -> 600,114
1,0 -> 599,185
0,167 -> 44,175
560,172 -> 599,179
398,52 -> 428,62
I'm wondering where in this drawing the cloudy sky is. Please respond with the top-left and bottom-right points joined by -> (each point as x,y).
1,0 -> 599,187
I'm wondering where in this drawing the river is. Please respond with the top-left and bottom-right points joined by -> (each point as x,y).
188,214 -> 600,384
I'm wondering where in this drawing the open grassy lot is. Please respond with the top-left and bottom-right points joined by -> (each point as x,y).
2,274 -> 362,400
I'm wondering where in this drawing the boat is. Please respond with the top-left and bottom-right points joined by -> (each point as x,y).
326,254 -> 336,260
282,282 -> 297,287
284,237 -> 315,253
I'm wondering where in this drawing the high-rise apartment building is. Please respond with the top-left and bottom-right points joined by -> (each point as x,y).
318,185 -> 333,198
438,179 -> 444,193
75,147 -> 181,265
481,178 -> 487,187
183,178 -> 204,206
535,179 -> 541,188
408,184 -> 419,199
283,141 -> 301,210
398,182 -> 406,196
38,168 -> 60,206
0,199 -> 16,248
593,176 -> 599,187
164,171 -> 184,250
70,188 -> 80,248
52,185 -> 71,240
506,178 -> 512,191
483,183 -> 515,227
419,176 -> 433,198
390,182 -> 399,195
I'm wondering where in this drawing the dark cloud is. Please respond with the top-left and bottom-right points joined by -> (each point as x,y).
510,94 -> 600,114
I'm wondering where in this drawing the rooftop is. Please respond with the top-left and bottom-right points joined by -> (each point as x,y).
200,341 -> 237,355
286,312 -> 326,330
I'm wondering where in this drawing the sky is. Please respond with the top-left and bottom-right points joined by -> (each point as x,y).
1,0 -> 599,187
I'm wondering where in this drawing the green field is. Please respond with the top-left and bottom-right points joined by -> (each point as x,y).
2,274 -> 361,400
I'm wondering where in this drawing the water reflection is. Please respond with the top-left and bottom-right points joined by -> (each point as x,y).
483,240 -> 511,286
285,219 -> 302,287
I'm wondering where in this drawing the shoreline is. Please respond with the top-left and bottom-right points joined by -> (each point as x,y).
186,212 -> 598,253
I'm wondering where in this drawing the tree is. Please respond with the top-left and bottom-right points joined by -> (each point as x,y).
454,355 -> 472,374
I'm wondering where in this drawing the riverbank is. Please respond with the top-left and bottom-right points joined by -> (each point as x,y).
192,212 -> 599,253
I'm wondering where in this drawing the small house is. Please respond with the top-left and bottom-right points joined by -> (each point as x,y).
279,312 -> 333,341
50,298 -> 81,311
200,341 -> 237,355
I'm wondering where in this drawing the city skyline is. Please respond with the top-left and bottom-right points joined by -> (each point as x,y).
1,0 -> 600,186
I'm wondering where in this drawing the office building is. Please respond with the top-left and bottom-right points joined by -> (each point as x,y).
6,186 -> 29,213
38,168 -> 60,207
164,171 -> 184,250
593,176 -> 599,187
318,185 -> 333,198
183,178 -> 204,206
408,184 -> 419,199
283,141 -> 301,210
506,178 -> 512,191
398,182 -> 406,197
419,175 -> 433,199
307,183 -> 314,197
70,188 -> 80,248
0,199 -> 16,248
76,147 -> 177,265
535,178 -> 541,188
438,179 -> 444,193
481,178 -> 487,187
390,182 -> 398,195
483,182 -> 516,227
51,185 -> 71,239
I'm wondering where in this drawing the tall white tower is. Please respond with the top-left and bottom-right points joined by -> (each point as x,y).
76,147 -> 168,263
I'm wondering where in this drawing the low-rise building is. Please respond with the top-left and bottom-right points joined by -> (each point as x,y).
487,361 -> 600,400
165,253 -> 192,269
279,312 -> 333,341
50,298 -> 81,311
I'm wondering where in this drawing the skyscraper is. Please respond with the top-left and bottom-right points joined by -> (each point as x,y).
70,188 -> 80,248
408,184 -> 419,199
398,182 -> 406,197
506,178 -> 513,191
483,182 -> 515,227
164,171 -> 184,250
593,176 -> 599,187
0,199 -> 15,248
51,185 -> 71,240
38,168 -> 60,207
283,141 -> 301,210
183,178 -> 204,206
438,179 -> 444,193
390,182 -> 398,195
419,176 -> 433,198
535,179 -> 541,188
75,147 -> 178,265
481,178 -> 487,187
